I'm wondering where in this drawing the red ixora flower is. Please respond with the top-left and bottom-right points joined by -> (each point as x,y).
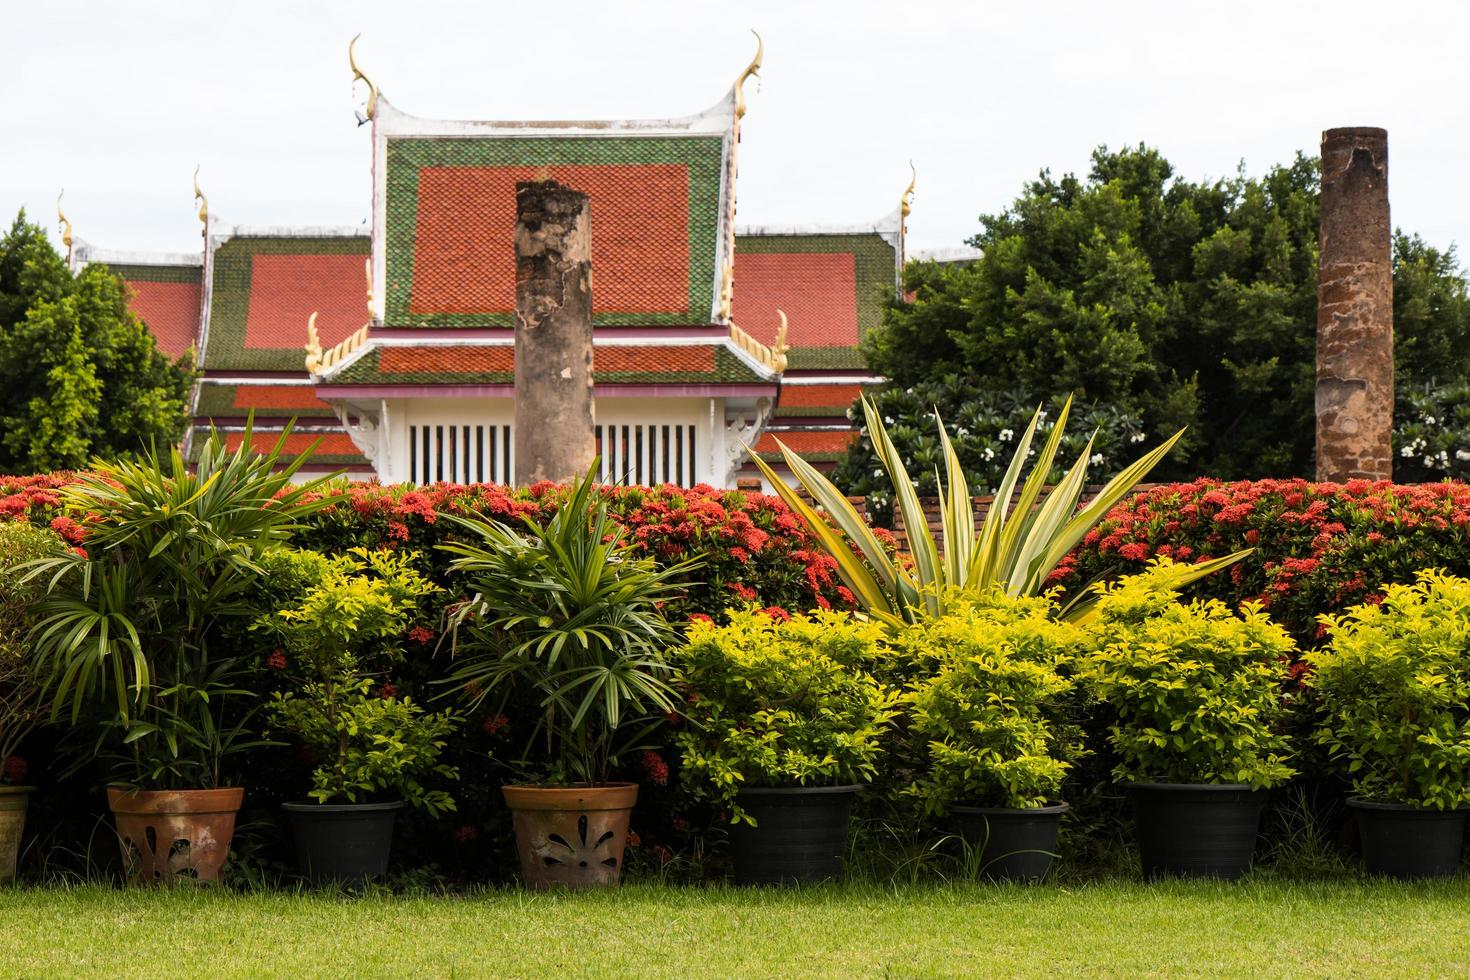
625,830 -> 641,848
641,750 -> 670,786
408,626 -> 436,645
452,825 -> 480,843
652,844 -> 674,864
2,755 -> 27,783
760,605 -> 792,622
266,650 -> 287,671
378,683 -> 398,699
482,713 -> 510,735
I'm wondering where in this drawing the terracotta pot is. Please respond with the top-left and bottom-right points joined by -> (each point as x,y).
502,783 -> 638,889
0,786 -> 33,883
106,786 -> 244,886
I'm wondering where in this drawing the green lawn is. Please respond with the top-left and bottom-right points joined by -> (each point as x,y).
5,879 -> 1468,977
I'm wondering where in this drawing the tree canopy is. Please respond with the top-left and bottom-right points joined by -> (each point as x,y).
859,145 -> 1470,482
0,211 -> 194,473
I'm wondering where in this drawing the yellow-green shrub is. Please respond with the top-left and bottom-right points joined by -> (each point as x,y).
1307,570 -> 1470,809
895,591 -> 1087,812
1077,560 -> 1297,789
672,608 -> 898,823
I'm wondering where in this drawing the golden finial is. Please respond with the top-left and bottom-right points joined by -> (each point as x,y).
718,263 -> 734,321
192,165 -> 209,232
56,190 -> 73,262
900,162 -> 916,229
349,34 -> 379,125
305,311 -> 323,374
734,30 -> 763,120
773,309 -> 790,374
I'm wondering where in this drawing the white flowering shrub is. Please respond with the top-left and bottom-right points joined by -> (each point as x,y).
1395,383 -> 1470,481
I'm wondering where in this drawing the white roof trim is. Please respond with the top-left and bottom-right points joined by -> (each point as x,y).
910,245 -> 983,264
217,224 -> 370,240
373,90 -> 738,139
736,204 -> 904,241
73,239 -> 201,268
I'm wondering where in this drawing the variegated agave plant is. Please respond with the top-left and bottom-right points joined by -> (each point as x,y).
752,395 -> 1247,626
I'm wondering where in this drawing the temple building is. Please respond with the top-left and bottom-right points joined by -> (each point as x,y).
67,38 -> 925,489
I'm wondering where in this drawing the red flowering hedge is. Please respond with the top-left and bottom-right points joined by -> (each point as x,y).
1058,478 -> 1470,644
0,473 -> 863,623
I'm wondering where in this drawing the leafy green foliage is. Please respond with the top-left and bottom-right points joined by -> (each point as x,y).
1077,561 -> 1297,789
26,425 -> 334,788
1306,571 -> 1470,809
831,382 -> 1145,525
0,212 -> 193,473
0,522 -> 63,773
863,147 -> 1470,479
672,608 -> 898,823
897,592 -> 1086,812
270,679 -> 458,815
256,547 -> 458,814
442,466 -> 691,786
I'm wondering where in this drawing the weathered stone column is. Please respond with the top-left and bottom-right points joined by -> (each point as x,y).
513,180 -> 596,485
1316,127 -> 1393,482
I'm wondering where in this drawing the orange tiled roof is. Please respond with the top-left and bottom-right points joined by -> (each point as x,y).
245,253 -> 367,350
755,430 -> 857,455
410,165 -> 692,317
123,279 -> 201,358
731,252 -> 859,349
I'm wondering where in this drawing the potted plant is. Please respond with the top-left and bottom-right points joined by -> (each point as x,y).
442,466 -> 692,889
673,607 -> 898,885
898,591 -> 1085,881
29,426 -> 333,884
1306,571 -> 1470,878
1076,560 -> 1296,879
255,546 -> 460,885
0,523 -> 64,882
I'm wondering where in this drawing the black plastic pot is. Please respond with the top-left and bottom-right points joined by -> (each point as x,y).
952,802 -> 1068,882
283,800 -> 404,886
1349,799 -> 1468,879
730,785 -> 859,885
1128,783 -> 1266,880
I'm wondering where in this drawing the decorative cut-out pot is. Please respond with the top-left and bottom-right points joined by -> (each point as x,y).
283,800 -> 404,886
952,802 -> 1068,882
502,783 -> 638,889
1128,782 -> 1266,880
106,786 -> 244,886
730,785 -> 859,885
1349,799 -> 1468,879
0,786 -> 33,883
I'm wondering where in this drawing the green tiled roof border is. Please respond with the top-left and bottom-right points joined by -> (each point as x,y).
185,426 -> 369,468
194,383 -> 337,419
204,236 -> 370,372
385,136 -> 724,328
321,345 -> 766,387
733,232 -> 895,362
103,263 -> 202,284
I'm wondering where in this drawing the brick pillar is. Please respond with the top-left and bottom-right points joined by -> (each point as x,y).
513,180 -> 596,485
1316,127 -> 1393,482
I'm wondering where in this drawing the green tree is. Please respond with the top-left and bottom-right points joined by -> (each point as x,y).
0,211 -> 194,473
860,145 -> 1470,481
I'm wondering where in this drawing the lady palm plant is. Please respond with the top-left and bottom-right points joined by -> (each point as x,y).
441,465 -> 695,786
753,395 -> 1245,626
26,422 -> 336,788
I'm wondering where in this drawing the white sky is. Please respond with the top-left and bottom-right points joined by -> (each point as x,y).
3,0 -> 1467,258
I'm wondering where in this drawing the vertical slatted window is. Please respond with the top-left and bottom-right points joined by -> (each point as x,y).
409,424 -> 512,486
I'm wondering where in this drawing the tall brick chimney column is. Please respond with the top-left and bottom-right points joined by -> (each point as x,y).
1316,127 -> 1393,482
513,180 -> 596,485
